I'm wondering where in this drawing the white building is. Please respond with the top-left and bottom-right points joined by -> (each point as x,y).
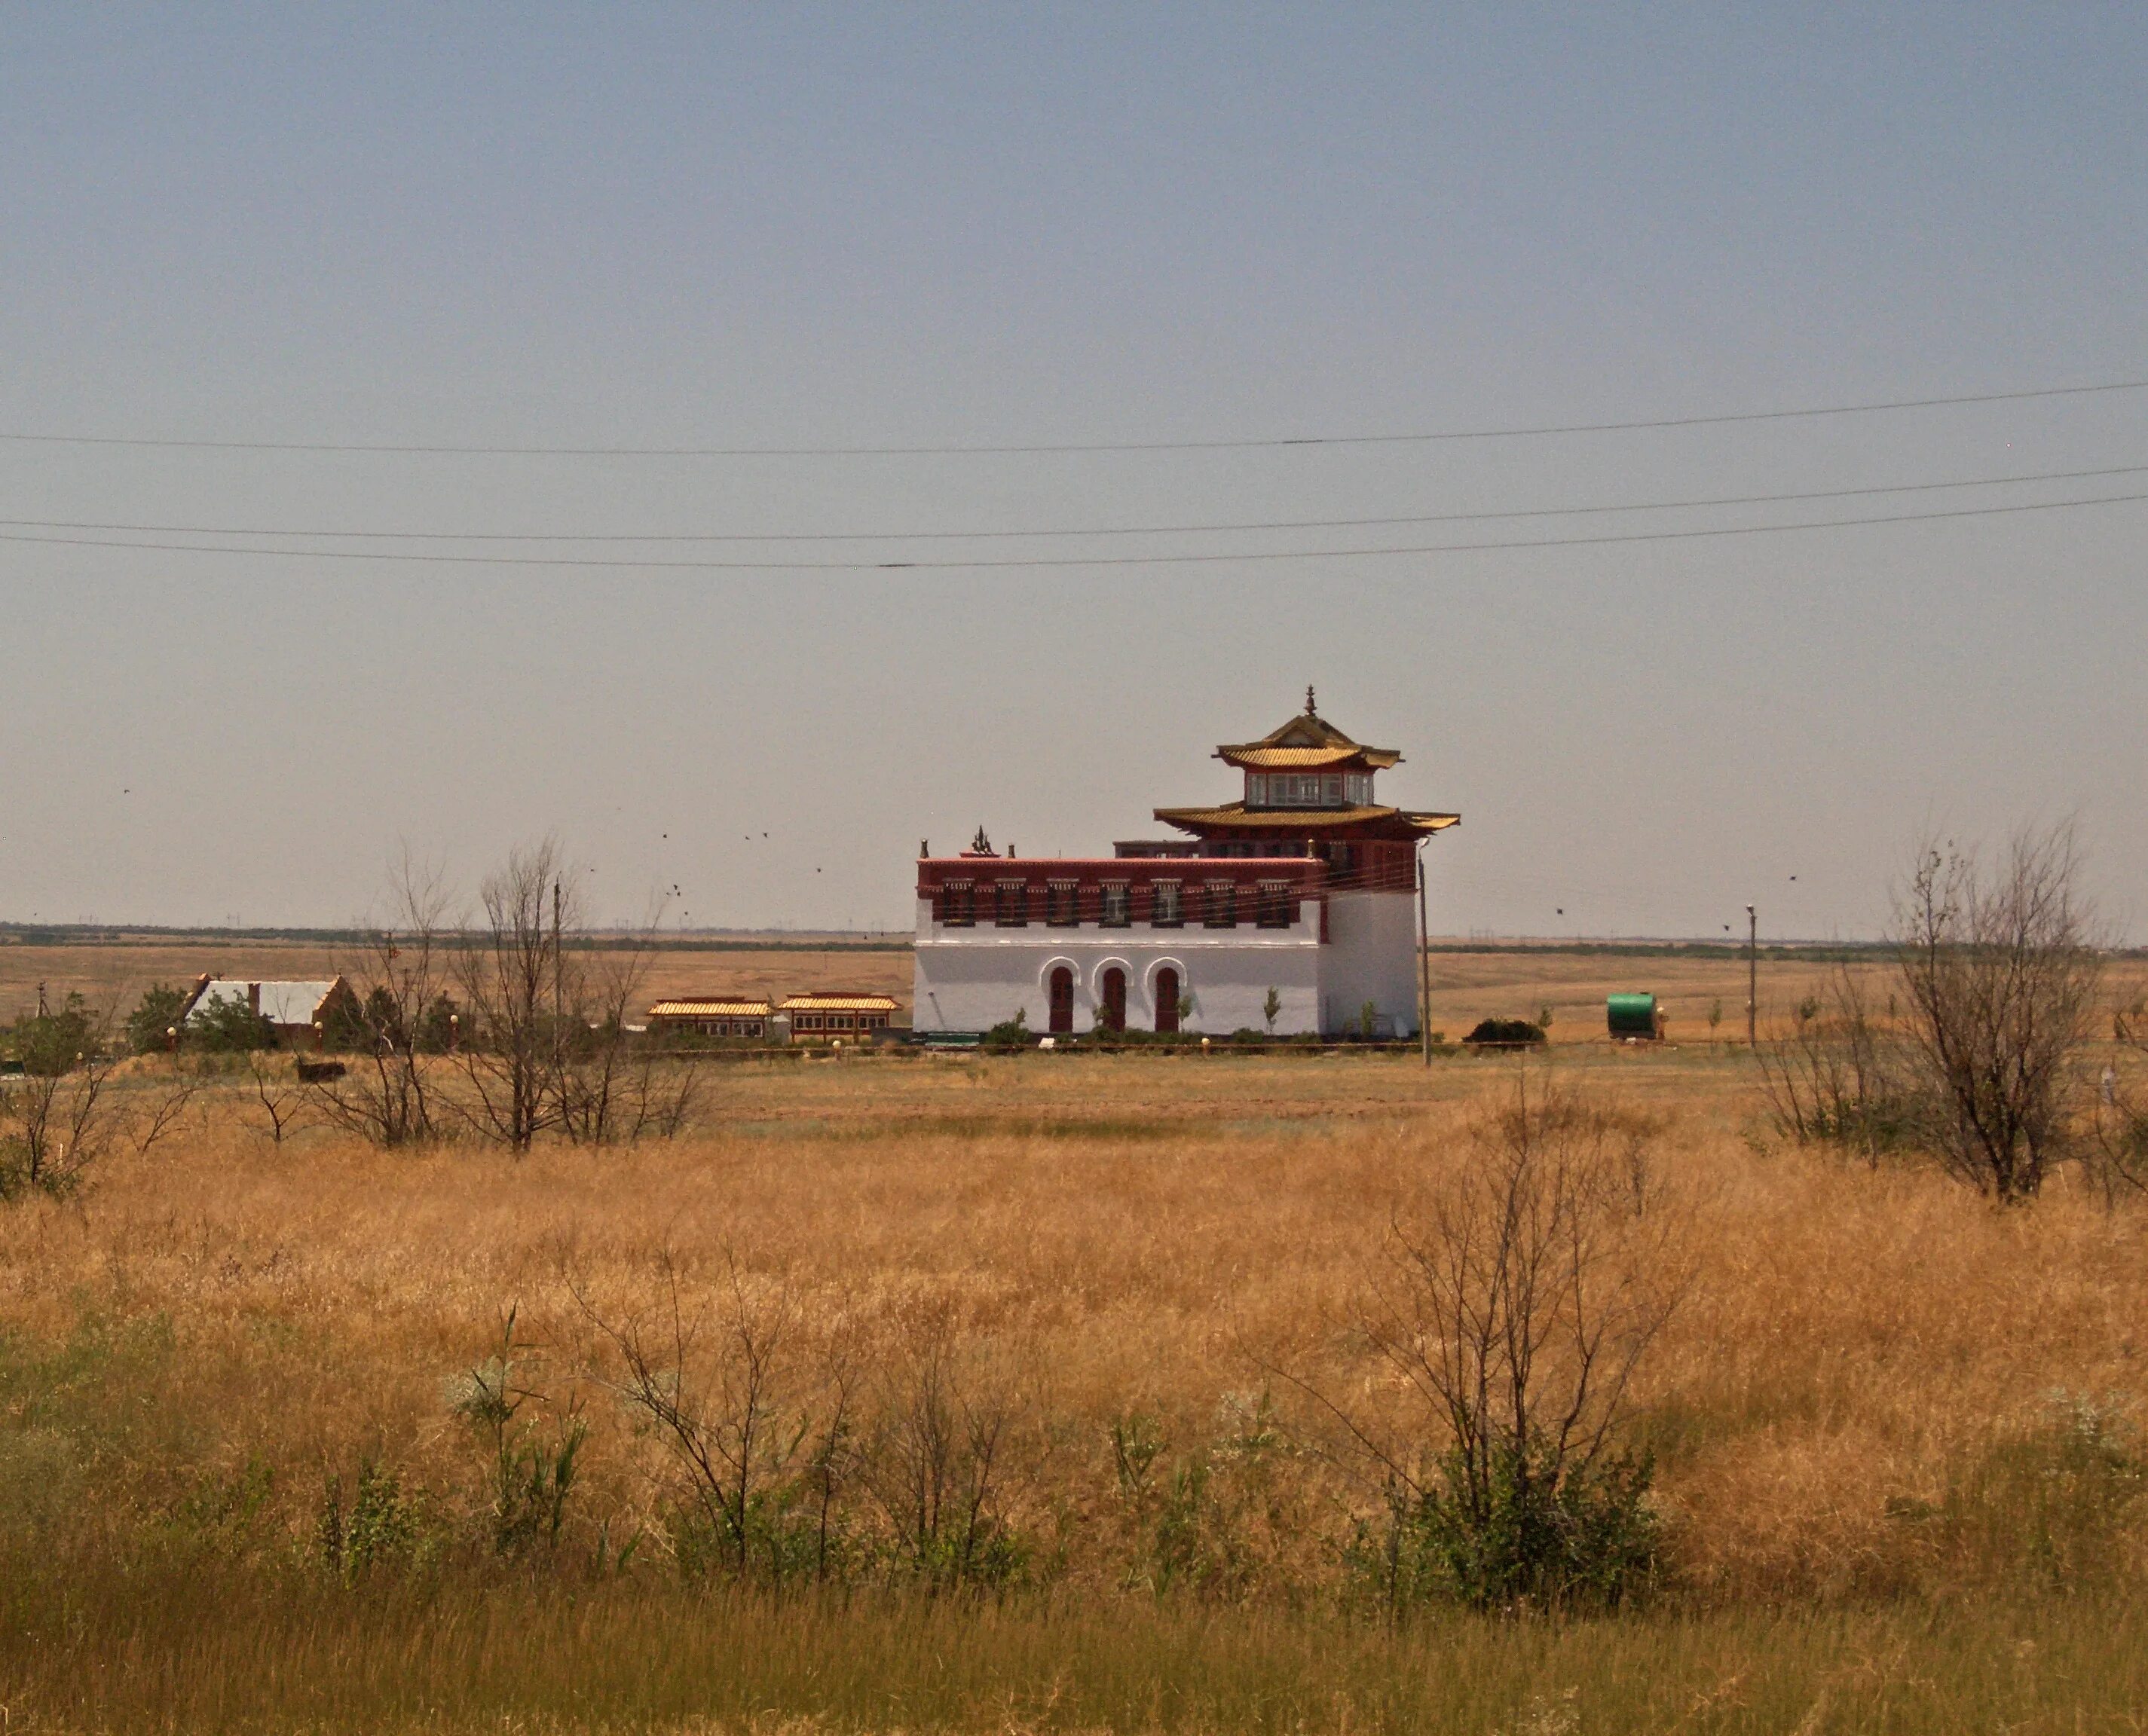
911,697 -> 1458,1038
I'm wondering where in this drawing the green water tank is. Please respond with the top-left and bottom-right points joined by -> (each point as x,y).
1606,993 -> 1660,1039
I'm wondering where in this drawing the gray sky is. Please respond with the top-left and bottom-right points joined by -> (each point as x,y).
4,8 -> 2143,940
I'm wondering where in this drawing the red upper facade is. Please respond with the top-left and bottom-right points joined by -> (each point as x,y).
915,698 -> 1457,915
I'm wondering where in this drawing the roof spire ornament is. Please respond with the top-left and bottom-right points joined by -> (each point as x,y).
1305,684 -> 1316,715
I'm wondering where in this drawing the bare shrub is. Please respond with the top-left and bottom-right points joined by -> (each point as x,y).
577,1251 -> 855,1583
246,1052 -> 314,1145
311,854 -> 456,1148
555,916 -> 702,1148
862,1310 -> 1027,1589
1893,825 -> 2103,1200
457,839 -> 571,1151
1756,964 -> 1920,1164
1300,1082 -> 1684,1611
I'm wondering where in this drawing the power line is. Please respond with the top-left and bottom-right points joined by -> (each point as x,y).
3,487 -> 2144,570
3,376 -> 2146,458
4,459 -> 2143,543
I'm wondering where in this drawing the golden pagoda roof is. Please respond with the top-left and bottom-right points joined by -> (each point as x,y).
1154,802 -> 1458,835
648,998 -> 772,1019
778,993 -> 901,1013
1214,698 -> 1402,771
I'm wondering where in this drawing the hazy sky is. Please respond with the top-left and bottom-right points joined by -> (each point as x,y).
4,9 -> 2143,940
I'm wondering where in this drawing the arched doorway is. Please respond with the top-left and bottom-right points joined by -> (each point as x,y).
1100,967 -> 1127,1032
1154,967 -> 1180,1034
1048,966 -> 1075,1034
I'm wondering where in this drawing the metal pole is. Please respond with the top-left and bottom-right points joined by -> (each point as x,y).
552,878 -> 565,1053
1418,848 -> 1434,1067
1746,903 -> 1758,1049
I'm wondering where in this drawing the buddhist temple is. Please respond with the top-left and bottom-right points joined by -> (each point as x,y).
912,695 -> 1457,1038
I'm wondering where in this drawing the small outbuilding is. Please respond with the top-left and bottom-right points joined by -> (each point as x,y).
646,998 -> 772,1039
779,993 -> 898,1041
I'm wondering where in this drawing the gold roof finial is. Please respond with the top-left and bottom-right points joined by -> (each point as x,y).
1305,683 -> 1316,715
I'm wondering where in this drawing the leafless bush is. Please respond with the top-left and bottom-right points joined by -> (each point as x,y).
129,1061 -> 207,1156
1290,1081 -> 1684,1609
577,1251 -> 856,1582
0,996 -> 118,1200
862,1311 -> 1025,1588
246,1052 -> 314,1145
457,840 -> 571,1151
311,854 -> 454,1148
555,916 -> 702,1148
1893,825 -> 2103,1201
1756,964 -> 1922,1164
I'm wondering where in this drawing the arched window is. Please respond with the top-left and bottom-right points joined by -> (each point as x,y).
1154,967 -> 1180,1034
1100,967 -> 1126,1032
1048,967 -> 1075,1034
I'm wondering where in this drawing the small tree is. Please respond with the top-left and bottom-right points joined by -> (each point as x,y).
188,989 -> 276,1053
1263,987 -> 1283,1035
124,984 -> 189,1054
0,996 -> 114,1200
1893,825 -> 2102,1201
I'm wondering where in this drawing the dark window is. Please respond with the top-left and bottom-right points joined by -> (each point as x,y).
994,881 -> 1028,926
942,881 -> 975,926
1048,967 -> 1075,1033
1256,882 -> 1293,928
1154,967 -> 1180,1033
1150,882 -> 1183,928
1100,883 -> 1131,928
1203,882 -> 1238,928
1100,967 -> 1126,1031
1046,882 -> 1079,926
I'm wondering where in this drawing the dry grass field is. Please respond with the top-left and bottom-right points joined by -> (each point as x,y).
5,995 -> 2148,1731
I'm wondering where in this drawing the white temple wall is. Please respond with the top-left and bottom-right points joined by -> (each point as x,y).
1319,889 -> 1421,1037
911,899 -> 1325,1035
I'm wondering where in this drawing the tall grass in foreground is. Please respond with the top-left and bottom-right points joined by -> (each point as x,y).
5,1566 -> 2148,1734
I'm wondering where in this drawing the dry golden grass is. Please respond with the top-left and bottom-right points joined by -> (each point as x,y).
7,1047 -> 2146,1593
5,1040 -> 2148,1731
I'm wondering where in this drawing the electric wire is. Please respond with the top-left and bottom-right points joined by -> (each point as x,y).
3,459 -> 2144,544
3,487 -> 2144,569
3,375 -> 2145,457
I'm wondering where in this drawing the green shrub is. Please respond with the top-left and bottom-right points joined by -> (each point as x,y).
1356,1441 -> 1660,1613
1464,1019 -> 1546,1048
124,985 -> 190,1056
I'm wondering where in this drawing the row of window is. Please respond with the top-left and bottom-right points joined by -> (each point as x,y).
939,880 -> 1296,930
1247,772 -> 1373,808
664,1017 -> 765,1038
793,1011 -> 891,1032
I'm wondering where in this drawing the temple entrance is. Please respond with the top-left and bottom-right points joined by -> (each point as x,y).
1048,967 -> 1074,1034
1100,967 -> 1126,1032
1154,967 -> 1180,1033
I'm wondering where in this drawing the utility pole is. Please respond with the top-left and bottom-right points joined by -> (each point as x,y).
1746,903 -> 1758,1049
1418,848 -> 1434,1068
